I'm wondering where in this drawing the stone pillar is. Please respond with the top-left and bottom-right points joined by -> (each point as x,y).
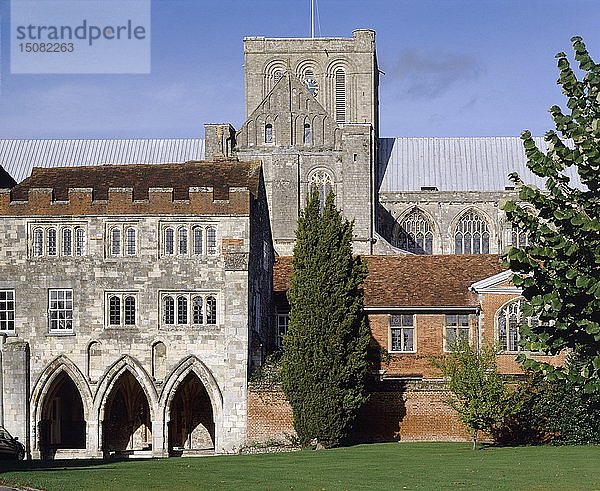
152,418 -> 167,457
2,341 -> 30,455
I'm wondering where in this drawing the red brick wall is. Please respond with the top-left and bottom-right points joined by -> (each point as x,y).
247,386 -> 295,443
247,382 -> 472,444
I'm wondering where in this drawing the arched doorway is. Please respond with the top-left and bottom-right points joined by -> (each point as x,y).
168,372 -> 214,455
103,371 -> 152,456
40,372 -> 86,457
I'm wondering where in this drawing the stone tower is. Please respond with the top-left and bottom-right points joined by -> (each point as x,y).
235,29 -> 379,255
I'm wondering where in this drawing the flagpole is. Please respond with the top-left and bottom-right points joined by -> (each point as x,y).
311,0 -> 314,38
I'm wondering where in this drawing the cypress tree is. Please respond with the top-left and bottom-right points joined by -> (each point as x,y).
280,190 -> 370,447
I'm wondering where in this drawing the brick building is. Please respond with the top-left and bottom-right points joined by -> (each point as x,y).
262,255 -> 563,442
0,160 -> 273,458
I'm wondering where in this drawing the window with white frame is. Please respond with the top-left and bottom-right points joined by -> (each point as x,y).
161,224 -> 218,257
454,211 -> 490,254
390,314 -> 415,352
0,290 -> 15,333
277,313 -> 289,349
106,293 -> 137,327
107,223 -> 138,257
30,224 -> 87,258
48,289 -> 73,332
445,314 -> 471,350
160,292 -> 217,327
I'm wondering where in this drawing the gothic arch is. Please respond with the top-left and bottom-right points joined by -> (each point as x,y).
451,207 -> 493,254
31,355 -> 93,423
495,297 -> 526,352
392,207 -> 438,254
93,354 -> 158,421
160,355 -> 223,419
30,356 -> 93,453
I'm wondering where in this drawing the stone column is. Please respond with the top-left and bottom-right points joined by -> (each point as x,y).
2,341 -> 30,456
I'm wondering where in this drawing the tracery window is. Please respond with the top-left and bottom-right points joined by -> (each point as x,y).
30,224 -> 87,258
511,225 -> 529,248
309,169 -> 334,209
334,68 -> 346,123
390,314 -> 415,352
160,292 -> 218,328
161,224 -> 218,257
496,299 -> 548,353
395,209 -> 434,254
454,211 -> 490,254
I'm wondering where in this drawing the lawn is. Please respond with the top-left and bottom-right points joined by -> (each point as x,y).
1,443 -> 598,490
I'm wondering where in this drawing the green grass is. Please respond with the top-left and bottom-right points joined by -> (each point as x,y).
1,443 -> 599,490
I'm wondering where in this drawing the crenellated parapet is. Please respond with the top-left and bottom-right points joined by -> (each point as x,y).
0,160 -> 262,217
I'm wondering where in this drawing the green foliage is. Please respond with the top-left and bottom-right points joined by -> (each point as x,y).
280,190 -> 370,448
503,36 -> 600,389
506,356 -> 600,445
430,340 -> 516,448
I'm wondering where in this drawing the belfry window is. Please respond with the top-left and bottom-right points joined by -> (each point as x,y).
265,123 -> 274,144
395,209 -> 434,254
334,68 -> 346,123
454,211 -> 490,254
303,123 -> 313,144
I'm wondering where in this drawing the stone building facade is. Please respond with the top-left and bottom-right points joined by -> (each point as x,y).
0,160 -> 273,459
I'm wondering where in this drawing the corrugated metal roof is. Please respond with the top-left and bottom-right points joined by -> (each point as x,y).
378,137 -> 582,192
0,139 -> 205,183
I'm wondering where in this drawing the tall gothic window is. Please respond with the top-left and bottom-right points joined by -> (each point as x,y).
126,227 -> 137,256
47,228 -> 57,256
75,227 -> 85,256
454,211 -> 490,254
334,68 -> 346,123
303,123 -> 313,144
511,225 -> 529,248
497,299 -> 524,352
33,228 -> 44,257
62,228 -> 72,256
110,227 -> 121,256
309,169 -> 333,209
395,209 -> 434,254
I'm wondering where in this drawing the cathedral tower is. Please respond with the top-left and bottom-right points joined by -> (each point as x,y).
235,29 -> 379,255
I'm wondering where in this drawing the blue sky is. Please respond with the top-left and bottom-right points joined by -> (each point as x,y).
0,0 -> 599,139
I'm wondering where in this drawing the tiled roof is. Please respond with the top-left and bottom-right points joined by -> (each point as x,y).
0,139 -> 205,183
274,254 -> 506,308
10,160 -> 260,202
378,137 -> 582,192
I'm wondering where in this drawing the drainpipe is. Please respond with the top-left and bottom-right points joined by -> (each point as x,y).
0,333 -> 5,426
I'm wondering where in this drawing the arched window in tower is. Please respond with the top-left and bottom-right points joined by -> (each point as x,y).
303,123 -> 313,144
309,169 -> 334,209
264,123 -> 273,144
454,211 -> 490,254
395,209 -> 434,254
334,68 -> 346,123
273,69 -> 283,85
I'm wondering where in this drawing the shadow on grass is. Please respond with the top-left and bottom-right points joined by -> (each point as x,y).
0,457 -> 154,474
